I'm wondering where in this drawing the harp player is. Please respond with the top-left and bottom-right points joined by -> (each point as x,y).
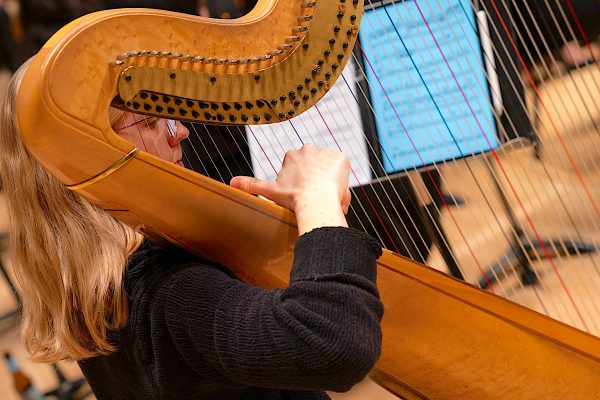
0,61 -> 384,400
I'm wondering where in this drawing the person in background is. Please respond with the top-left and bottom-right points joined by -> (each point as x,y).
17,0 -> 104,61
512,0 -> 600,69
198,0 -> 253,19
103,0 -> 196,15
17,0 -> 222,61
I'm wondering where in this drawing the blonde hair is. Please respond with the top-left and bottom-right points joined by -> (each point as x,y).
0,60 -> 143,362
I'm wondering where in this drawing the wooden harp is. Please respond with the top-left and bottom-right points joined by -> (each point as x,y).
16,0 -> 600,399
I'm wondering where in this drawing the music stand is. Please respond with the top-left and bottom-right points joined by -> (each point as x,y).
355,0 -> 596,288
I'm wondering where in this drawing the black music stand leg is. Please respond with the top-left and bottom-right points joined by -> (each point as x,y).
412,171 -> 465,280
477,232 -> 536,289
477,158 -> 597,289
423,202 -> 464,280
478,234 -> 596,288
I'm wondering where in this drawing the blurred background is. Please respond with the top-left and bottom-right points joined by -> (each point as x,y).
0,0 -> 598,399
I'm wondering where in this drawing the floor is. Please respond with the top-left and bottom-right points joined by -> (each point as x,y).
0,41 -> 598,400
425,63 -> 600,337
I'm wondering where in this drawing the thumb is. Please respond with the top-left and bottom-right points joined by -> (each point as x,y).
230,176 -> 276,198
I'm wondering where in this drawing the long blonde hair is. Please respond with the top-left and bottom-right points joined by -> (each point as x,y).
0,60 -> 143,362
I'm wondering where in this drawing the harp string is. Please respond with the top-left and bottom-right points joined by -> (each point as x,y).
420,3 -> 592,312
361,1 -> 527,296
284,94 -> 408,253
353,13 -> 512,297
417,0 -> 590,329
109,3 -> 597,332
229,125 -> 272,179
440,0 -> 596,328
356,40 -> 496,284
361,2 -> 503,278
563,0 -> 599,68
286,121 -> 305,143
199,123 -> 236,180
486,0 -> 600,220
363,1 -> 540,292
476,0 -> 598,322
460,0 -> 600,214
502,0 -> 600,152
405,1 -> 542,291
429,0 -> 597,329
332,41 -> 541,307
246,125 -> 279,175
184,125 -> 211,175
190,124 -> 229,183
356,0 -> 596,326
358,0 -> 560,310
493,0 -> 600,322
450,0 -> 597,330
477,0 -> 600,144
218,126 -> 252,177
534,0 -> 600,93
324,79 -> 431,259
339,69 -> 467,271
500,0 -> 597,171
468,0 -> 600,303
503,0 -> 600,245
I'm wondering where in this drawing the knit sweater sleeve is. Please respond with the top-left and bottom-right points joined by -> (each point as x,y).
164,227 -> 384,392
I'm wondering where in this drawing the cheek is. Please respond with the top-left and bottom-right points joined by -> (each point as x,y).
117,132 -> 139,146
133,136 -> 148,150
117,130 -> 150,152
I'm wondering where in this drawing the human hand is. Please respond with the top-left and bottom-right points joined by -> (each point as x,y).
230,144 -> 351,234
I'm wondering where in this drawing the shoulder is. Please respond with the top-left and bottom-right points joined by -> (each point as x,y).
122,241 -> 239,357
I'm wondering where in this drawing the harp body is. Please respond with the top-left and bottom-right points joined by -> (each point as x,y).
16,1 -> 600,399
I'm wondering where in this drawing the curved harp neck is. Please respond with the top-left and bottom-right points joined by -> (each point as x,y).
20,1 -> 362,137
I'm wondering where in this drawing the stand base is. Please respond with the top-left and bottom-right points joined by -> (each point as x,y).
478,236 -> 596,288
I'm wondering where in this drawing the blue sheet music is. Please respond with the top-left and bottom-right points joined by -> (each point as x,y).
360,0 -> 498,173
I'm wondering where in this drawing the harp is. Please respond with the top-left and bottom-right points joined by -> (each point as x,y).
16,0 -> 600,398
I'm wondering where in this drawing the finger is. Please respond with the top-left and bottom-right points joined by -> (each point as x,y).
300,143 -> 317,153
230,176 -> 276,198
282,149 -> 295,166
301,143 -> 317,150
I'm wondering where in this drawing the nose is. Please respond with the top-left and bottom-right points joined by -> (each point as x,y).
166,120 -> 190,146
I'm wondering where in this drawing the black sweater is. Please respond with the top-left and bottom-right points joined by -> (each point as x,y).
79,227 -> 384,400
